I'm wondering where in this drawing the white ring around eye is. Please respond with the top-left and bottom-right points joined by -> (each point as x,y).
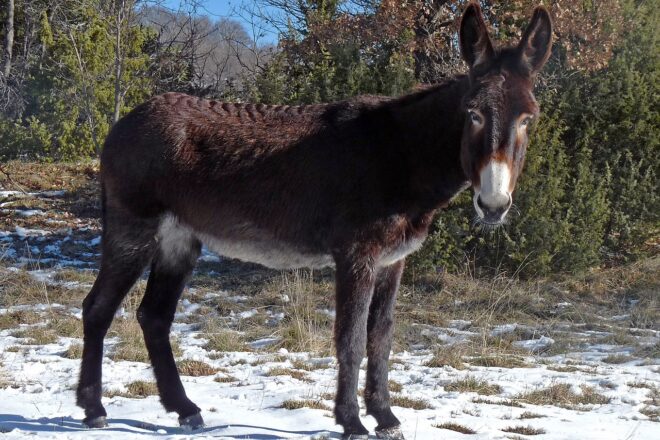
468,109 -> 483,125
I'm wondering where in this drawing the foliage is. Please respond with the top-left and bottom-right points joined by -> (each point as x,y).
413,0 -> 658,276
0,0 -> 656,275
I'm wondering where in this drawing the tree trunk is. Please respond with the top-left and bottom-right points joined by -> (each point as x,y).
112,15 -> 122,124
2,0 -> 14,77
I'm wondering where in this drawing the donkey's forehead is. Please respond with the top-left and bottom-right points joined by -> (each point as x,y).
466,70 -> 539,114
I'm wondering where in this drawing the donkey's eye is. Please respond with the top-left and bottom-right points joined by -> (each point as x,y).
520,116 -> 533,128
468,110 -> 483,125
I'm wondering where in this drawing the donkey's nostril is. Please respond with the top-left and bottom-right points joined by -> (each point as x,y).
477,195 -> 487,211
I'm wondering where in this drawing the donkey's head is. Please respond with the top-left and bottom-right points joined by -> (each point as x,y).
458,3 -> 552,225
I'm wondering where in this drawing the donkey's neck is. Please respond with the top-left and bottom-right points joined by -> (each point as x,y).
382,76 -> 471,211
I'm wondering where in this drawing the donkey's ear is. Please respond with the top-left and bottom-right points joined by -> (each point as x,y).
459,3 -> 494,69
518,7 -> 553,73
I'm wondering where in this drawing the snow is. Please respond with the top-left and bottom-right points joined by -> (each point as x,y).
1,190 -> 659,439
1,298 -> 658,440
513,336 -> 555,353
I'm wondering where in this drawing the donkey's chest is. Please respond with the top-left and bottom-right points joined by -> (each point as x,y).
378,235 -> 426,267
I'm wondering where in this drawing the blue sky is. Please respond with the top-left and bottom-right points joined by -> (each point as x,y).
163,0 -> 238,18
162,0 -> 279,43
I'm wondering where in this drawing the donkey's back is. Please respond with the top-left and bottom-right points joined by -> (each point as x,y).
100,92 -> 391,270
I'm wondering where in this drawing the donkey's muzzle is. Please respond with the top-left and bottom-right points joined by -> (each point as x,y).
475,193 -> 512,224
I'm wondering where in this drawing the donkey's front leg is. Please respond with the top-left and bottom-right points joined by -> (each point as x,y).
334,256 -> 377,439
365,260 -> 405,440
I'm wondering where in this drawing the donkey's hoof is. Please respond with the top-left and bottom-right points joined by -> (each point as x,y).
179,412 -> 204,430
82,416 -> 107,429
376,425 -> 405,440
341,434 -> 369,440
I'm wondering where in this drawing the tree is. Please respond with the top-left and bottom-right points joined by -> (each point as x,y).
2,0 -> 14,77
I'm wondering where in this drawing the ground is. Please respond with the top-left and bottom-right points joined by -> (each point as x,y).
0,162 -> 658,439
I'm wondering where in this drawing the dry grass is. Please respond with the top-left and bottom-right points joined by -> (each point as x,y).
176,360 -> 219,376
639,406 -> 659,421
108,316 -> 182,363
12,326 -> 59,345
0,310 -> 42,329
290,359 -> 327,371
388,380 -> 403,393
444,376 -> 502,396
596,330 -> 635,346
214,375 -> 238,383
516,383 -> 611,409
519,411 -> 545,419
280,399 -> 331,411
203,330 -> 248,352
265,367 -> 311,382
424,345 -> 468,370
469,355 -> 529,368
48,314 -> 83,338
200,317 -> 248,352
471,397 -> 524,407
601,354 -> 634,364
104,380 -> 158,399
109,319 -> 150,363
0,269 -> 51,307
273,270 -> 333,355
52,268 -> 97,285
63,343 -> 83,359
502,425 -> 546,435
0,363 -> 10,389
433,422 -> 476,434
390,395 -> 433,410
545,364 -> 581,373
645,386 -> 660,406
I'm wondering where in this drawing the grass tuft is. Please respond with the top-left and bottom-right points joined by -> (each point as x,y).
280,399 -> 331,411
424,346 -> 467,370
601,354 -> 634,364
469,355 -> 529,368
445,376 -> 502,395
0,310 -> 42,329
502,425 -> 546,435
48,314 -> 82,338
433,422 -> 476,434
390,395 -> 433,410
265,367 -> 311,382
202,328 -> 248,353
177,360 -> 219,376
63,343 -> 83,359
104,380 -> 159,399
274,270 -> 333,355
516,383 -> 610,409
214,375 -> 238,383
388,380 -> 403,393
472,397 -> 524,407
519,411 -> 545,419
12,326 -> 59,345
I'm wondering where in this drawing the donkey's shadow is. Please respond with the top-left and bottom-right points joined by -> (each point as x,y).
0,414 -> 342,439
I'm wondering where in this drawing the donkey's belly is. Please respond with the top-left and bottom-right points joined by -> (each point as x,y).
157,214 -> 333,270
199,234 -> 334,270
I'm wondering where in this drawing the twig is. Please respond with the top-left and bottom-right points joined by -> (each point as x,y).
0,163 -> 29,194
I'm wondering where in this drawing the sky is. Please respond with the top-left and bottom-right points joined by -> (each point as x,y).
162,0 -> 279,44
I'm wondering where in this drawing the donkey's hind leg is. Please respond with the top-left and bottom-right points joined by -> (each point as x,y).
137,217 -> 203,428
77,210 -> 158,428
366,260 -> 405,440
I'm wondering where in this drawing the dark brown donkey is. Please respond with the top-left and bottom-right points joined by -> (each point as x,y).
77,3 -> 552,439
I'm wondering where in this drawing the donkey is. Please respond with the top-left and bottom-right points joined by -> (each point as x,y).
76,3 -> 552,439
